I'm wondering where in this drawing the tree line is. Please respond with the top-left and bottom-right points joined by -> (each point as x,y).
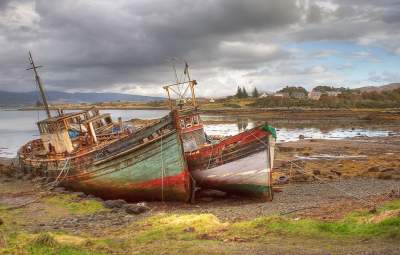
235,86 -> 259,98
249,88 -> 400,109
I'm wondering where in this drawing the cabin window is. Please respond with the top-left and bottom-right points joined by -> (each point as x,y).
38,123 -> 45,133
40,123 -> 49,133
185,117 -> 193,128
193,116 -> 199,125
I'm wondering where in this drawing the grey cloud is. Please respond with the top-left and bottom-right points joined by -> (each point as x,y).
1,0 -> 304,93
0,0 -> 399,96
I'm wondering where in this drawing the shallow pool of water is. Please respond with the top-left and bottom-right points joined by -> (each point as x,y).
0,109 -> 397,158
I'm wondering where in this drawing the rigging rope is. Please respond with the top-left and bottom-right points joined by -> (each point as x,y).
160,132 -> 165,201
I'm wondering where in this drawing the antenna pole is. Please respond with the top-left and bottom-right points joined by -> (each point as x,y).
27,51 -> 51,118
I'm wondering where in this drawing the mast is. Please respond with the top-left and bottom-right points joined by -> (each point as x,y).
163,61 -> 197,110
26,51 -> 51,118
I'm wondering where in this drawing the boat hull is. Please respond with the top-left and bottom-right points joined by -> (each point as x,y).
63,131 -> 190,201
19,115 -> 192,202
187,126 -> 275,200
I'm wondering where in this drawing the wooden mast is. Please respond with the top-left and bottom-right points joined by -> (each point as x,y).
27,51 -> 51,118
163,61 -> 197,110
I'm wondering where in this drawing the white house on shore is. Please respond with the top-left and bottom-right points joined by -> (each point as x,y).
308,90 -> 341,100
308,91 -> 322,100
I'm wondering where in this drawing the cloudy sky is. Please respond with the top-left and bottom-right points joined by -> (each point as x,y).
0,0 -> 400,97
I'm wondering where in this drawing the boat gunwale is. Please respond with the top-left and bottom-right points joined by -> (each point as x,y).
18,114 -> 173,164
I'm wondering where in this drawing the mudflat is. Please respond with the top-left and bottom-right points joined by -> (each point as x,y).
1,134 -> 399,254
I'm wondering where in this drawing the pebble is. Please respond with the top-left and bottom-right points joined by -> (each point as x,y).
124,204 -> 150,215
103,199 -> 127,209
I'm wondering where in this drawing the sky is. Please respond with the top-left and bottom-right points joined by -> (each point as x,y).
0,0 -> 400,97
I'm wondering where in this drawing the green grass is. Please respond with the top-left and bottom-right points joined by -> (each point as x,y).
27,245 -> 99,255
227,199 -> 400,240
228,216 -> 400,239
379,199 -> 400,211
2,199 -> 400,254
0,231 -> 104,255
133,214 -> 226,244
43,194 -> 108,215
130,200 -> 400,246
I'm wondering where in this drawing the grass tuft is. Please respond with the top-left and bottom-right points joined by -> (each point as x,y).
133,214 -> 226,243
32,232 -> 58,247
43,194 -> 107,215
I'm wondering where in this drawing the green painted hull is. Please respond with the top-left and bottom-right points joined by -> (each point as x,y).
63,131 -> 191,201
19,114 -> 192,202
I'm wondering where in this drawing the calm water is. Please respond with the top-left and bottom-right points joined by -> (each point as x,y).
0,109 -> 395,158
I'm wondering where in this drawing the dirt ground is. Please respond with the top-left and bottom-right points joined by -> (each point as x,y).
1,135 -> 400,254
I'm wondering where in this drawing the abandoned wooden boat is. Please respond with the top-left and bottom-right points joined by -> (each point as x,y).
18,52 -> 192,202
186,125 -> 275,199
163,66 -> 276,200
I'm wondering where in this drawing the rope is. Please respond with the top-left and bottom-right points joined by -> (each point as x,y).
44,158 -> 71,189
160,132 -> 165,201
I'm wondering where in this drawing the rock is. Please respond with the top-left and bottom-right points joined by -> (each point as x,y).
330,170 -> 342,176
367,166 -> 381,172
381,168 -> 396,173
111,208 -> 120,213
377,173 -> 392,180
53,187 -> 66,193
124,203 -> 150,215
124,215 -> 135,221
312,169 -> 321,175
104,199 -> 127,209
291,174 -> 309,182
73,192 -> 87,198
0,218 -> 3,225
299,134 -> 305,139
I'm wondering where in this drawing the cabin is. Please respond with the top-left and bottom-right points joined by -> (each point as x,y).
37,108 -> 114,155
175,109 -> 206,152
164,79 -> 207,152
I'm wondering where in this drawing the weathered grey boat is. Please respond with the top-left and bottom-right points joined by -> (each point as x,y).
18,52 -> 192,202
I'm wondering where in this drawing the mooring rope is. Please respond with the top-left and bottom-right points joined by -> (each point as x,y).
44,158 -> 71,189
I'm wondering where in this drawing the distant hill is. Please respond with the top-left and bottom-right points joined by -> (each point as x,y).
0,90 -> 164,106
356,83 -> 400,93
